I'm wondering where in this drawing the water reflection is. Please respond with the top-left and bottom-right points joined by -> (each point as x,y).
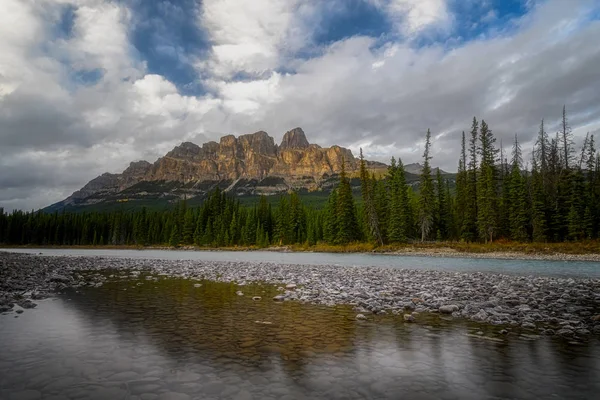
1,275 -> 599,399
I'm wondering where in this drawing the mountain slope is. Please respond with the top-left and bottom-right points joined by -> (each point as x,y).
46,128 -> 388,211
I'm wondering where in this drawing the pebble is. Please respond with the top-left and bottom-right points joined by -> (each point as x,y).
1,252 -> 599,336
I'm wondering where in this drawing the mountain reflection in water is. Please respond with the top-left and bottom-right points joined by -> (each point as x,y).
1,275 -> 599,400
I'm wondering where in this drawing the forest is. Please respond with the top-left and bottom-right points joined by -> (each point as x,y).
1,107 -> 599,248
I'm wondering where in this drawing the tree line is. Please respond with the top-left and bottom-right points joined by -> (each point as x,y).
1,107 -> 598,247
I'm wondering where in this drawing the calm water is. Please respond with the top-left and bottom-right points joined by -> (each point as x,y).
3,248 -> 600,278
1,274 -> 600,400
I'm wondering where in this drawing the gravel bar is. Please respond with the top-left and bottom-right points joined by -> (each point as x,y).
2,252 -> 600,338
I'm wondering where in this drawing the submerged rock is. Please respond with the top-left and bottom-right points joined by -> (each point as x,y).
439,305 -> 459,314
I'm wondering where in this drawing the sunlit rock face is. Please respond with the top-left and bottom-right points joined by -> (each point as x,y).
49,128 -> 388,209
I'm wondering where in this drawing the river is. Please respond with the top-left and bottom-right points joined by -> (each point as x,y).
1,249 -> 599,399
4,248 -> 600,278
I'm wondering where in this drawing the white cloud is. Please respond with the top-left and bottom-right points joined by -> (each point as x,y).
369,0 -> 451,35
1,0 -> 600,212
198,0 -> 311,78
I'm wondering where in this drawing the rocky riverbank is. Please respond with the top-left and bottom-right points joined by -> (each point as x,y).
1,252 -> 600,338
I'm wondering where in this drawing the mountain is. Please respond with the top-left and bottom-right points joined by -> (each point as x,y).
46,128 -> 389,211
404,163 -> 449,175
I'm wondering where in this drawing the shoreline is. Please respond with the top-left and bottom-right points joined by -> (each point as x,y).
1,244 -> 600,262
1,252 -> 599,338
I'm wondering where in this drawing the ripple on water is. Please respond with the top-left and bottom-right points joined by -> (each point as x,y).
0,276 -> 599,399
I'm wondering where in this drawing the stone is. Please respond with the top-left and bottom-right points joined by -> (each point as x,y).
285,283 -> 297,290
356,314 -> 367,320
591,315 -> 600,322
439,305 -> 459,314
471,309 -> 488,322
236,291 -> 244,296
49,275 -> 71,283
272,295 -> 286,301
233,390 -> 253,400
193,283 -> 202,288
252,296 -> 262,301
403,314 -> 415,322
521,322 -> 536,329
557,328 -> 574,337
9,390 -> 42,400
203,382 -> 225,395
18,300 -> 37,309
157,393 -> 191,400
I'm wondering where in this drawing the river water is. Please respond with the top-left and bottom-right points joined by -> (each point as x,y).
4,248 -> 600,277
1,249 -> 600,399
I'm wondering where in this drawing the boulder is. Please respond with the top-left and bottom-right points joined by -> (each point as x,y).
439,305 -> 459,314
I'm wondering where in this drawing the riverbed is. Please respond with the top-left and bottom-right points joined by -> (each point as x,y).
1,250 -> 600,399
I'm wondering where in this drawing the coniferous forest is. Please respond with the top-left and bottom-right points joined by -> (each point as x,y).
1,108 -> 599,248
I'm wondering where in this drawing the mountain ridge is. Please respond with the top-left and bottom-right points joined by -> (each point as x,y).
46,128 -> 454,212
46,128 -> 385,211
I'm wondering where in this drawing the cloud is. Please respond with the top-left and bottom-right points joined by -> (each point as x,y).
196,0 -> 314,79
369,0 -> 451,35
1,0 -> 600,212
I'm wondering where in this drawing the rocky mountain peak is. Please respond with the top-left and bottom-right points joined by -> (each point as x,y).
166,142 -> 201,160
239,131 -> 277,156
280,127 -> 309,150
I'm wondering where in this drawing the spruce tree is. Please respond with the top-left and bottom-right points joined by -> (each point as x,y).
335,158 -> 360,244
476,120 -> 499,243
359,149 -> 382,244
462,118 -> 479,241
455,131 -> 468,239
508,135 -> 528,242
418,129 -> 435,242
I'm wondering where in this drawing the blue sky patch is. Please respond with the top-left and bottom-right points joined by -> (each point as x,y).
126,0 -> 210,95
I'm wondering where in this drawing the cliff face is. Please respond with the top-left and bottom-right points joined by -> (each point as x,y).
50,128 -> 388,209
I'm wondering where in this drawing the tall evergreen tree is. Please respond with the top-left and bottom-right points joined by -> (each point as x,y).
335,158 -> 360,244
359,149 -> 382,245
462,118 -> 479,241
476,120 -> 498,243
418,129 -> 435,242
508,135 -> 528,241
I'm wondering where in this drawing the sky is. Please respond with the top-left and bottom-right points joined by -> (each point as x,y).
1,0 -> 600,211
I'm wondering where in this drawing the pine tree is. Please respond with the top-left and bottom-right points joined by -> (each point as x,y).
531,157 -> 547,242
335,158 -> 360,244
359,149 -> 382,244
388,157 -> 409,243
323,190 -> 338,244
418,129 -> 435,242
169,224 -> 180,247
508,135 -> 528,242
476,120 -> 498,243
560,105 -> 574,170
455,131 -> 468,239
462,118 -> 479,241
435,169 -> 448,240
182,209 -> 195,245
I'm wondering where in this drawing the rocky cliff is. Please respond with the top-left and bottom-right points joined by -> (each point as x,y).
48,128 -> 388,210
